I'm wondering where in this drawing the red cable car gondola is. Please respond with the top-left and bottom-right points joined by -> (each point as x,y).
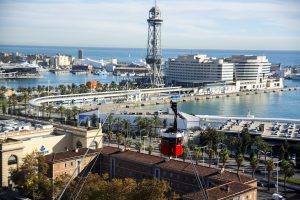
160,101 -> 184,157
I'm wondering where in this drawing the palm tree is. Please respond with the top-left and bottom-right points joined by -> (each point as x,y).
116,133 -> 123,149
22,91 -> 29,115
10,94 -> 18,114
281,160 -> 295,192
182,146 -> 189,162
122,119 -> 131,138
46,104 -> 54,119
146,145 -> 154,155
152,115 -> 161,138
219,148 -> 229,169
134,142 -> 142,153
250,155 -> 259,177
124,139 -> 132,150
107,114 -> 114,132
206,148 -> 215,167
37,85 -> 43,97
56,106 -> 65,123
235,154 -> 244,174
40,104 -> 46,119
134,116 -> 143,140
266,159 -> 275,191
107,131 -> 114,146
194,147 -> 202,165
71,106 -> 79,121
1,99 -> 8,114
114,117 -> 123,133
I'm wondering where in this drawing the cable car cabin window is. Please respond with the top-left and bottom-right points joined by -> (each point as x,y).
176,138 -> 182,145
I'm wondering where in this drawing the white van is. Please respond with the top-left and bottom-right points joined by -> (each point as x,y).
272,193 -> 285,200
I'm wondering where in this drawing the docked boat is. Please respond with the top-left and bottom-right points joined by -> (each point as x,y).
290,73 -> 300,80
128,72 -> 135,77
95,69 -> 108,75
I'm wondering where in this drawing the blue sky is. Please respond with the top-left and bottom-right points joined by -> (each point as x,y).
0,0 -> 299,50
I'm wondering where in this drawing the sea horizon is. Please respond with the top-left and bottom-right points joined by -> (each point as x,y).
1,44 -> 300,52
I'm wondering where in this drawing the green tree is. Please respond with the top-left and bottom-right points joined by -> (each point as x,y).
152,115 -> 161,138
116,133 -> 123,149
39,104 -> 46,119
146,145 -> 154,155
219,148 -> 229,169
131,179 -> 171,200
193,147 -> 202,165
1,98 -> 8,114
182,146 -> 189,161
10,93 -> 18,114
281,160 -> 295,192
107,131 -> 114,146
206,148 -> 215,167
250,155 -> 259,177
56,106 -> 65,123
124,139 -> 132,150
107,114 -> 114,132
46,104 -> 54,119
235,154 -> 244,174
134,141 -> 142,153
266,159 -> 275,191
199,127 -> 224,155
10,151 -> 52,200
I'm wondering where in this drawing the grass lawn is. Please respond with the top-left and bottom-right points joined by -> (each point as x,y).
278,177 -> 300,185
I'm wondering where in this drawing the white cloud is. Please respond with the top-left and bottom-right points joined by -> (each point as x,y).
0,0 -> 299,50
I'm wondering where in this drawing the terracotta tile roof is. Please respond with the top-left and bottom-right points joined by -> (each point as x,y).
111,150 -> 165,165
183,181 -> 255,200
158,159 -> 218,177
45,148 -> 98,163
208,171 -> 255,184
94,146 -> 120,155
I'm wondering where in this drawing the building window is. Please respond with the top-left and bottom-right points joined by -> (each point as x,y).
154,168 -> 160,179
64,163 -> 67,169
70,162 -> 74,167
76,141 -> 83,148
8,155 -> 17,165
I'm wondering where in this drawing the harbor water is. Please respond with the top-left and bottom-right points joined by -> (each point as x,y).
0,45 -> 300,118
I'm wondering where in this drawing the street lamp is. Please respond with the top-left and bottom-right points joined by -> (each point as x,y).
274,160 -> 282,194
217,143 -> 227,169
199,145 -> 208,166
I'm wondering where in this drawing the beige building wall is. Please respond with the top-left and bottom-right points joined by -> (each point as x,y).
51,154 -> 97,179
0,127 -> 103,187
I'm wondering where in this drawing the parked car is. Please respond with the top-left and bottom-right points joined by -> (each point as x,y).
272,193 -> 285,200
257,181 -> 264,187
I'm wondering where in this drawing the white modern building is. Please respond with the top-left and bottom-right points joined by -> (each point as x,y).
165,54 -> 234,87
50,54 -> 72,68
226,55 -> 271,81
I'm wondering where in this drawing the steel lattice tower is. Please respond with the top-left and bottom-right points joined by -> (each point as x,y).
146,3 -> 164,87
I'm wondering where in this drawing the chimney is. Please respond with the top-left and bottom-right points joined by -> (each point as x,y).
75,148 -> 78,153
65,147 -> 69,151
